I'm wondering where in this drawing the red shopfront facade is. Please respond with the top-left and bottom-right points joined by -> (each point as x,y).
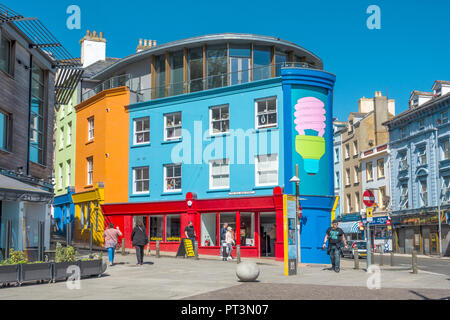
101,187 -> 286,260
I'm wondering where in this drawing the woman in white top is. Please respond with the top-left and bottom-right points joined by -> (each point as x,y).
225,226 -> 235,261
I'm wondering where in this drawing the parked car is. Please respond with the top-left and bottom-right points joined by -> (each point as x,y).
341,240 -> 367,259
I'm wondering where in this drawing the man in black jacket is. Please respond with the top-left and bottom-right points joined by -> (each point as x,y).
322,220 -> 348,272
131,220 -> 149,266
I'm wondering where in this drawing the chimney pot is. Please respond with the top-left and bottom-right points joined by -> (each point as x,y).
100,31 -> 104,39
153,40 -> 157,47
144,39 -> 148,46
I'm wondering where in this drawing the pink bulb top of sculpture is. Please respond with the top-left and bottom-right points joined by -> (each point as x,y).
294,97 -> 326,137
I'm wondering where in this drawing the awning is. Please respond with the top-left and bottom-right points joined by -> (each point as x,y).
338,221 -> 360,234
0,173 -> 52,202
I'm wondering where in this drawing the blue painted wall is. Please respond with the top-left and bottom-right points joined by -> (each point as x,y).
53,187 -> 75,237
128,78 -> 284,202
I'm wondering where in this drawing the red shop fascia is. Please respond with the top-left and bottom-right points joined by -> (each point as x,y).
101,187 -> 287,260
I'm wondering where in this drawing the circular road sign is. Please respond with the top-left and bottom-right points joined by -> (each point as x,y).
363,190 -> 376,207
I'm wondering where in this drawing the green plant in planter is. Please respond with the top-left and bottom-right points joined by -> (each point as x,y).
55,242 -> 78,263
0,249 -> 28,265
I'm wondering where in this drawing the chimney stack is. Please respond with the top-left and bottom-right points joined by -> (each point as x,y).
80,30 -> 107,68
136,39 -> 157,52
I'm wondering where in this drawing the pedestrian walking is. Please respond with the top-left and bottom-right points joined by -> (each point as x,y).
184,221 -> 196,244
131,221 -> 148,266
269,224 -> 277,257
322,220 -> 347,272
103,223 -> 122,266
225,226 -> 235,261
220,223 -> 228,259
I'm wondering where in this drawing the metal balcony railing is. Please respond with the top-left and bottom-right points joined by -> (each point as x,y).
82,74 -> 132,101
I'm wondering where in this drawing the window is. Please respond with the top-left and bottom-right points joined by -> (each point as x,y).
165,214 -> 181,242
0,34 -> 12,74
417,147 -> 427,166
400,184 -> 408,209
229,45 -> 251,85
366,162 -> 373,181
164,164 -> 181,192
134,117 -> 150,144
355,192 -> 360,212
400,127 -> 407,139
275,50 -> 288,77
170,51 -> 184,95
67,122 -> 72,146
59,127 -> 64,149
207,45 -> 227,89
253,46 -> 271,81
164,112 -> 182,141
440,111 -> 448,124
133,167 -> 149,194
219,212 -> 236,239
58,163 -> 63,189
255,154 -> 278,186
60,105 -> 65,119
154,54 -> 166,99
240,212 -> 255,246
441,139 -> 450,160
149,215 -> 163,241
87,157 -> 93,185
201,213 -> 217,246
419,179 -> 428,207
65,160 -> 71,187
335,148 -> 339,163
345,144 -> 350,159
188,47 -> 203,93
88,117 -> 94,140
210,105 -> 229,134
0,110 -> 10,151
442,176 -> 450,204
256,97 -> 277,129
378,186 -> 386,209
418,119 -> 425,131
345,168 -> 351,186
353,141 -> 358,157
335,172 -> 340,188
399,151 -> 408,171
209,159 -> 230,189
354,165 -> 359,184
346,194 -> 352,212
29,65 -> 45,164
377,158 -> 385,179
348,121 -> 354,133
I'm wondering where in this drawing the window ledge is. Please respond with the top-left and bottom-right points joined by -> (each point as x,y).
0,148 -> 12,155
206,132 -> 230,139
161,138 -> 182,145
253,185 -> 277,190
253,127 -> 279,133
131,143 -> 151,149
84,184 -> 94,189
206,188 -> 230,193
130,193 -> 150,198
85,140 -> 94,145
161,191 -> 182,196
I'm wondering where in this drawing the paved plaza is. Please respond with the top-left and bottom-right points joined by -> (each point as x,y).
0,251 -> 449,300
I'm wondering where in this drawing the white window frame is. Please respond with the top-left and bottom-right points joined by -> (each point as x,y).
133,166 -> 150,194
353,141 -> 358,156
66,160 -> 71,187
441,176 -> 450,204
345,144 -> 350,159
255,154 -> 278,187
346,194 -> 352,212
59,126 -> 64,149
164,112 -> 182,141
354,165 -> 359,184
134,117 -> 150,145
335,171 -> 340,187
419,179 -> 428,207
400,184 -> 408,209
209,159 -> 230,189
164,163 -> 182,192
67,122 -> 72,146
377,158 -> 385,179
417,147 -> 427,166
209,105 -> 230,135
255,97 -> 277,129
366,162 -> 373,181
441,139 -> 450,160
355,192 -> 360,212
345,168 -> 351,186
88,117 -> 94,141
58,163 -> 63,189
399,152 -> 408,171
334,148 -> 339,163
87,157 -> 93,185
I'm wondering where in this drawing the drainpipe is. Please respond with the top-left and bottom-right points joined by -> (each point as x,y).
433,128 -> 443,257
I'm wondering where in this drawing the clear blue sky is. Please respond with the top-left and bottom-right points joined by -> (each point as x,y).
4,0 -> 450,120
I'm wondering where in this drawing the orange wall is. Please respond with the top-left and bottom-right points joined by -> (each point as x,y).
75,86 -> 130,204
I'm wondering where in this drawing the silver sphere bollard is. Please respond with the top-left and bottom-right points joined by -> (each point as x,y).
236,261 -> 260,282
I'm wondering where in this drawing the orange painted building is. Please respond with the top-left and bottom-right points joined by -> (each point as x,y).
73,86 -> 131,246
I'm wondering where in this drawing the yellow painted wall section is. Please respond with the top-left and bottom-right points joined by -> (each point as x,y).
73,87 -> 130,245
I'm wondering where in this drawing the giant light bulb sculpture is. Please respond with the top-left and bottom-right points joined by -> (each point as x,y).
294,97 -> 326,175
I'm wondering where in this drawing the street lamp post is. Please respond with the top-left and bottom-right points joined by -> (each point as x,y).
290,165 -> 301,265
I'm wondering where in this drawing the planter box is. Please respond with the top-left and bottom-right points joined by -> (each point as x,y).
79,259 -> 106,278
20,263 -> 53,283
0,264 -> 20,285
53,261 -> 80,282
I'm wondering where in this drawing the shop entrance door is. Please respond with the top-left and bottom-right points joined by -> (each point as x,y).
259,212 -> 276,257
430,233 -> 439,254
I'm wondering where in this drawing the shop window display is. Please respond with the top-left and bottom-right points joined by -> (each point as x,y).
201,213 -> 217,246
150,215 -> 163,241
166,214 -> 181,242
240,212 -> 255,246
